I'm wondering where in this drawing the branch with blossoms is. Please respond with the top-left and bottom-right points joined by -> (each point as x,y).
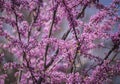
0,0 -> 120,84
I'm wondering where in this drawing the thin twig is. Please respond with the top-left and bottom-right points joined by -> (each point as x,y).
44,3 -> 58,69
23,52 -> 37,83
28,0 -> 42,43
45,29 -> 71,69
62,0 -> 81,73
37,3 -> 58,84
100,45 -> 117,65
110,52 -> 119,63
76,4 -> 87,19
11,1 -> 21,41
85,44 -> 118,74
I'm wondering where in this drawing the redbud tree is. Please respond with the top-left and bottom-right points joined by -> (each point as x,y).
0,0 -> 120,84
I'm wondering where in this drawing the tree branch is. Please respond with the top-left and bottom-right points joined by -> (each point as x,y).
44,3 -> 58,69
37,3 -> 58,84
76,4 -> 87,19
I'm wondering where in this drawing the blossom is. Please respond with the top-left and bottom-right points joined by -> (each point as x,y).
0,0 -> 120,84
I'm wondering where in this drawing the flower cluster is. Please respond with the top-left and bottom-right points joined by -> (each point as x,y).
0,0 -> 120,84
